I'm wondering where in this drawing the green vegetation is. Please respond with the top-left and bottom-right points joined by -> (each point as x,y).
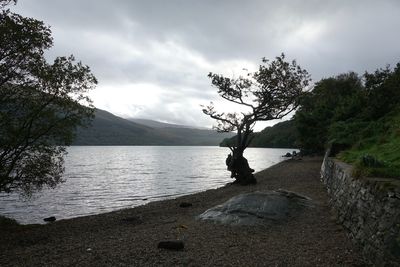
294,72 -> 364,153
338,110 -> 400,178
295,63 -> 400,179
220,120 -> 297,148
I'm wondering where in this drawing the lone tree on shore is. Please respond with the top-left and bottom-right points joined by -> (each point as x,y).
203,54 -> 310,185
0,0 -> 97,196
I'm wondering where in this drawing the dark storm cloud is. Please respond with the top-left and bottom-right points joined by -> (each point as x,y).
10,0 -> 400,128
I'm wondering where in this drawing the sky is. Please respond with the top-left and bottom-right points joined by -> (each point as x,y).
10,0 -> 400,131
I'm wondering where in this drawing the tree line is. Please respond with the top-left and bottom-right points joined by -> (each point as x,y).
295,65 -> 400,155
295,64 -> 400,178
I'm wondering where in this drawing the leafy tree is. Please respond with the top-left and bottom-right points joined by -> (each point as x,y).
203,54 -> 310,185
294,64 -> 400,155
0,1 -> 97,196
364,63 -> 400,119
0,0 -> 15,9
294,72 -> 364,153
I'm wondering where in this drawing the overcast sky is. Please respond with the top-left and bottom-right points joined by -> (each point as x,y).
11,0 -> 400,130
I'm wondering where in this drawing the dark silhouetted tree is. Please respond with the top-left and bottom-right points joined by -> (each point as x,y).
364,63 -> 400,119
294,64 -> 400,155
0,0 -> 15,9
294,72 -> 364,153
203,54 -> 310,185
0,1 -> 97,196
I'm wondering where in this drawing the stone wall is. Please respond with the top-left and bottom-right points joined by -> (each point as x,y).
321,154 -> 400,266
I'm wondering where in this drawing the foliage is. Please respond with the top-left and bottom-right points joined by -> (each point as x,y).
294,72 -> 364,153
359,154 -> 385,168
338,110 -> 400,178
204,54 -> 310,136
0,0 -> 15,9
0,2 -> 97,196
295,61 -> 400,178
203,54 -> 310,184
364,64 -> 400,119
220,120 -> 297,148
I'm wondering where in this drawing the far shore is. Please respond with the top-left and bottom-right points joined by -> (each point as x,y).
0,157 -> 366,266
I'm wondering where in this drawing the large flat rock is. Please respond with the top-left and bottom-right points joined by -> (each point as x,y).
198,190 -> 313,226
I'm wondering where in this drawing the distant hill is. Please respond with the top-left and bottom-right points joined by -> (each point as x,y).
73,109 -> 234,146
129,118 -> 200,129
220,120 -> 297,148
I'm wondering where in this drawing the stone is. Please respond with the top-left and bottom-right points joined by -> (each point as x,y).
198,190 -> 313,226
179,202 -> 193,208
157,240 -> 184,250
321,156 -> 400,265
43,216 -> 56,222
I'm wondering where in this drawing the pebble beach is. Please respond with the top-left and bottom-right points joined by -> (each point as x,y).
0,157 -> 367,266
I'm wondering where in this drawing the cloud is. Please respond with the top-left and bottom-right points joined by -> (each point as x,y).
10,0 -> 400,130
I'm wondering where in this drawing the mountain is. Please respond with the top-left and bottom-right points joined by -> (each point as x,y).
220,120 -> 298,148
129,118 -> 200,129
72,109 -> 234,146
128,118 -> 227,145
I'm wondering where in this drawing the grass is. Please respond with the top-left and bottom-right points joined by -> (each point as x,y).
338,111 -> 400,180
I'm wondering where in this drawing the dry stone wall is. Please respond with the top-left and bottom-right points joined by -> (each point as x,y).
321,154 -> 400,266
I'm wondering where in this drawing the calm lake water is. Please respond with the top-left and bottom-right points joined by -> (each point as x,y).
0,146 -> 293,224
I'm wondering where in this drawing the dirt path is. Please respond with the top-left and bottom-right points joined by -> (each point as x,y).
0,157 -> 366,266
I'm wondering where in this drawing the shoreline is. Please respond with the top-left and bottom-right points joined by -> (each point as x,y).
1,146 -> 294,225
2,148 -> 293,226
0,157 -> 366,266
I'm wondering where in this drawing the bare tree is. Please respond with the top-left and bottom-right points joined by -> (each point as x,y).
203,54 -> 310,185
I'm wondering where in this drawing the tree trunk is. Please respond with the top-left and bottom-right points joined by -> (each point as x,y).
226,149 -> 256,185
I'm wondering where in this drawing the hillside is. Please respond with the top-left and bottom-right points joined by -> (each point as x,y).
129,118 -> 231,146
129,118 -> 199,129
73,109 -> 233,146
220,120 -> 297,148
294,64 -> 400,179
338,110 -> 400,178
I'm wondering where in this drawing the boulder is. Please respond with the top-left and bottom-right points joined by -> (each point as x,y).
198,190 -> 313,226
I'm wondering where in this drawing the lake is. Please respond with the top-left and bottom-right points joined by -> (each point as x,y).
0,146 -> 294,224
